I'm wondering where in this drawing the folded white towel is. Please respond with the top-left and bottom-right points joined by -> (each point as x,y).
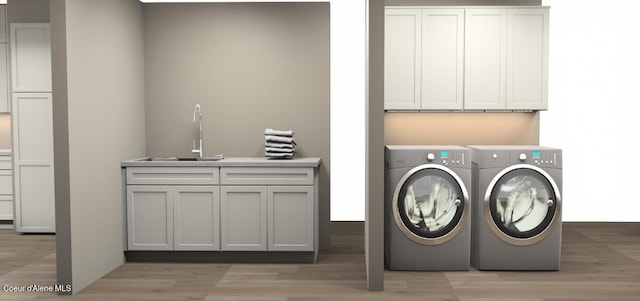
265,142 -> 295,149
265,128 -> 294,137
266,147 -> 295,153
265,135 -> 296,144
265,152 -> 294,158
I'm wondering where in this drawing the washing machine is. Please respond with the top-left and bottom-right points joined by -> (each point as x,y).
469,146 -> 562,271
385,145 -> 471,271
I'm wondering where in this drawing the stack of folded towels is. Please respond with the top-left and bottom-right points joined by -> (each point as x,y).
265,128 -> 296,159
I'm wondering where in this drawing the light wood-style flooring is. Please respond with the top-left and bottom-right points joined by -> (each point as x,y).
0,222 -> 639,300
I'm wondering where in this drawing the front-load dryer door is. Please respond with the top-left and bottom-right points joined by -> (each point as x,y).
392,164 -> 469,245
485,164 -> 561,246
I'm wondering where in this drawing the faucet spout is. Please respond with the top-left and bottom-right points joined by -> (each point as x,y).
192,104 -> 203,158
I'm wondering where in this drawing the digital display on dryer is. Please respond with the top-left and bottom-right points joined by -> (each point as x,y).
440,151 -> 448,157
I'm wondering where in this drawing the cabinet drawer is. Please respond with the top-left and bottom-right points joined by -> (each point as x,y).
0,156 -> 11,170
221,167 -> 314,185
0,170 -> 12,195
126,167 -> 219,185
0,196 -> 13,220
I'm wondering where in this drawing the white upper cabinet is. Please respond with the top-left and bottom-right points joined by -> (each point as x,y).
385,6 -> 550,111
10,23 -> 52,93
385,8 -> 421,110
506,8 -> 549,110
464,9 -> 507,110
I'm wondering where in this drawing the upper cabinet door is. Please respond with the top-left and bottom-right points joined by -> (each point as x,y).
506,8 -> 549,110
421,9 -> 464,110
464,9 -> 507,110
385,8 -> 421,110
10,23 -> 52,93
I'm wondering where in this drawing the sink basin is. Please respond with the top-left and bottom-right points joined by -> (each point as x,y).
137,155 -> 224,162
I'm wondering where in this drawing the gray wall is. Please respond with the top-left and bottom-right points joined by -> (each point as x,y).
143,3 -> 331,248
7,0 -> 49,23
50,0 -> 146,294
366,0 -> 385,291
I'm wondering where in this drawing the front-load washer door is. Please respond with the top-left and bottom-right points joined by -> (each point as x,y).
392,164 -> 469,245
484,164 -> 561,246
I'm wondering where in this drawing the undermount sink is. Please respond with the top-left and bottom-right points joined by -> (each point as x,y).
139,154 -> 224,162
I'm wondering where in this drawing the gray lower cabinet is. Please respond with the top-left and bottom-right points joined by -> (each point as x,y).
127,185 -> 220,251
123,162 -> 319,259
220,167 -> 316,252
220,185 -> 315,252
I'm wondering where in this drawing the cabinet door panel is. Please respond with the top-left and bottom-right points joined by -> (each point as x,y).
12,93 -> 55,233
268,186 -> 314,251
0,196 -> 12,220
507,8 -> 549,110
464,9 -> 507,110
0,44 -> 9,112
15,166 -> 54,232
174,186 -> 220,251
127,186 -> 173,250
221,186 -> 267,251
421,9 -> 464,110
385,8 -> 421,110
10,23 -> 52,92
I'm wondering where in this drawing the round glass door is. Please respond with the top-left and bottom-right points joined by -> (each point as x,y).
485,166 -> 560,244
393,165 -> 468,245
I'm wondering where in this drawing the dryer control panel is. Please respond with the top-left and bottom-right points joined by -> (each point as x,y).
514,150 -> 562,168
425,150 -> 468,167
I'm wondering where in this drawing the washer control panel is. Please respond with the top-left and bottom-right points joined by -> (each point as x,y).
425,150 -> 467,167
516,150 -> 560,167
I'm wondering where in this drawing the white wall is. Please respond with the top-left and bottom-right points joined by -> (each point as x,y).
540,0 -> 640,221
331,0 -> 366,221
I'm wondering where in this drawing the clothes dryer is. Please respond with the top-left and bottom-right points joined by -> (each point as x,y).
469,146 -> 562,270
385,146 -> 471,271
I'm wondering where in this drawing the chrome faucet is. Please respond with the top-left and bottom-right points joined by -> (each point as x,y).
192,104 -> 203,158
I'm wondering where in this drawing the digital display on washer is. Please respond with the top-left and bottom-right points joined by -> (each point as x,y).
440,151 -> 448,157
532,151 -> 541,158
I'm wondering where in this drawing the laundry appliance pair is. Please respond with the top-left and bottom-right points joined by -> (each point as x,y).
385,145 -> 562,271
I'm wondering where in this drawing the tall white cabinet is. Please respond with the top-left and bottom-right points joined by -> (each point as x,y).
11,23 -> 55,233
385,6 -> 549,111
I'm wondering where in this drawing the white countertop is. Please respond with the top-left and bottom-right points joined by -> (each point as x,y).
121,157 -> 321,168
